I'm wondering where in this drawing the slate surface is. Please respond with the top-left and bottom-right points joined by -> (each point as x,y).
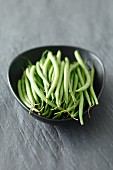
0,0 -> 113,170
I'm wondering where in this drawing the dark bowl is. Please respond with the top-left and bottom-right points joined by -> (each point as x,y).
8,46 -> 105,124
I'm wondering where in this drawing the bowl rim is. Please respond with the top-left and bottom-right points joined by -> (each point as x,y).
8,45 -> 106,123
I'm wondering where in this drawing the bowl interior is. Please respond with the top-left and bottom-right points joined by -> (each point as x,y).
8,46 -> 105,124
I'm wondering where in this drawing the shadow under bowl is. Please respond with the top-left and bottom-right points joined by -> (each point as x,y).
8,46 -> 105,124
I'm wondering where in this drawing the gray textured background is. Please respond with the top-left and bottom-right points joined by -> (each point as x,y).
0,0 -> 113,170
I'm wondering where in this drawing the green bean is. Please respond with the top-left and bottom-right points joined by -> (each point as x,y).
21,72 -> 30,103
55,61 -> 65,107
26,67 -> 39,103
81,69 -> 86,82
56,50 -> 61,64
58,80 -> 64,107
77,67 -> 91,107
36,62 -> 49,87
78,82 -> 84,125
25,75 -> 35,105
64,57 -> 69,104
73,73 -> 79,101
69,74 -> 76,103
39,62 -> 43,70
42,110 -> 49,116
90,95 -> 95,106
29,75 -> 39,103
48,65 -> 54,82
35,80 -> 44,91
31,86 -> 39,103
51,71 -> 55,83
68,72 -> 76,107
69,62 -> 79,73
18,78 -> 46,113
18,79 -> 31,108
34,69 -> 43,84
74,50 -> 91,92
91,65 -> 95,83
42,106 -> 50,116
68,73 -> 78,108
73,73 -> 78,93
29,65 -> 57,108
46,110 -> 52,118
43,56 -> 50,96
17,49 -> 99,124
26,67 -> 30,80
35,74 -> 44,90
47,52 -> 59,99
70,66 -> 78,101
90,66 -> 99,105
79,92 -> 84,125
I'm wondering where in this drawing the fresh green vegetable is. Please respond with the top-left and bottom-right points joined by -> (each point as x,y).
17,49 -> 99,125
64,57 -> 69,104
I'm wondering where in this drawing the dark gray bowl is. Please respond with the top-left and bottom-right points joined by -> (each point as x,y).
8,46 -> 105,124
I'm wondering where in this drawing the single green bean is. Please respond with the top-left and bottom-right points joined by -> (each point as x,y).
39,62 -> 43,70
81,69 -> 86,82
43,56 -> 50,96
21,72 -> 30,103
78,82 -> 84,125
48,65 -> 54,82
56,50 -> 61,64
91,65 -> 95,83
64,57 -> 69,104
58,80 -> 64,107
51,71 -> 55,83
68,72 -> 76,107
90,66 -> 99,105
74,50 -> 91,92
26,67 -> 30,80
69,62 -> 79,73
90,95 -> 95,106
73,73 -> 78,93
67,73 -> 78,108
55,61 -> 65,107
31,85 -> 39,103
46,52 -> 59,99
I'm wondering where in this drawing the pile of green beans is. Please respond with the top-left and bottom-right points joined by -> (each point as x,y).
17,50 -> 98,125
